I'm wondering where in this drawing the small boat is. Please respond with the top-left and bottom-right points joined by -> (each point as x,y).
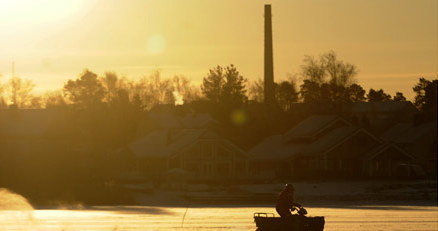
254,207 -> 325,231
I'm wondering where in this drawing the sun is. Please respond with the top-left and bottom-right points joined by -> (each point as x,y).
147,34 -> 166,55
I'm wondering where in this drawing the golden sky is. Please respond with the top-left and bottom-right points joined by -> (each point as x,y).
0,0 -> 436,100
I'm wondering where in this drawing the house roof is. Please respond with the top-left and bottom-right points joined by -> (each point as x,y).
249,112 -> 418,163
250,126 -> 363,161
283,114 -> 349,140
347,101 -> 418,113
128,128 -> 244,159
303,127 -> 360,156
128,129 -> 207,158
382,122 -> 437,143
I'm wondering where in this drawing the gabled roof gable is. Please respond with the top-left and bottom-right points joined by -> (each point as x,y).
128,129 -> 206,158
283,115 -> 351,142
128,128 -> 243,159
366,142 -> 414,160
315,127 -> 382,157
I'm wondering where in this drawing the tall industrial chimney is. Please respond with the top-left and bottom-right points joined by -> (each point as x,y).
264,4 -> 274,106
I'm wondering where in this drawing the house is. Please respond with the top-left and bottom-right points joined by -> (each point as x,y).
342,101 -> 419,134
364,143 -> 417,178
249,115 -> 416,180
120,128 -> 248,183
382,122 -> 437,178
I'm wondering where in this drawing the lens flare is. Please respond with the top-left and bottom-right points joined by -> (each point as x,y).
231,109 -> 247,126
147,34 -> 166,55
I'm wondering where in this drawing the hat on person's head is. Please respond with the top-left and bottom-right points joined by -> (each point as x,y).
284,183 -> 294,192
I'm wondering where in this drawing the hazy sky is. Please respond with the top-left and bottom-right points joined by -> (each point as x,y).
0,0 -> 436,100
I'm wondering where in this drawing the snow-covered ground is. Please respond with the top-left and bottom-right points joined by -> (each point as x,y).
1,182 -> 435,230
1,205 -> 437,230
133,180 -> 437,205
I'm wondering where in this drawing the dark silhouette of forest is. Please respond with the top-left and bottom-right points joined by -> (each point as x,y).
0,51 -> 436,205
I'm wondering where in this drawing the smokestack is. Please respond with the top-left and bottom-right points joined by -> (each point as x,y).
264,4 -> 274,106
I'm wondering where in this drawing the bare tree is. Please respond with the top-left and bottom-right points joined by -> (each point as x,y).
301,55 -> 326,84
323,51 -> 357,87
28,96 -> 43,108
300,51 -> 359,104
43,90 -> 67,108
7,76 -> 35,108
172,75 -> 200,104
129,70 -> 174,109
102,72 -> 119,103
301,51 -> 357,87
248,78 -> 264,103
0,74 -> 6,108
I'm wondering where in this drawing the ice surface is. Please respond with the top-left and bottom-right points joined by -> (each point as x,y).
0,205 -> 437,230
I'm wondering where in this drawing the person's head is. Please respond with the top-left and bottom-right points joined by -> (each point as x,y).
284,183 -> 294,193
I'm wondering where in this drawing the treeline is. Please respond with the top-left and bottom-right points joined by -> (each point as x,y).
0,51 -> 436,115
0,70 -> 201,110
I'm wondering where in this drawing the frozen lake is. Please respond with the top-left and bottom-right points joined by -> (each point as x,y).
1,205 -> 437,230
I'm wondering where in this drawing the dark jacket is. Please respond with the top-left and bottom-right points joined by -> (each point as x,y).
276,189 -> 295,216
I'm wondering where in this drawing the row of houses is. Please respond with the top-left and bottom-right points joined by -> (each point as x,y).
250,115 -> 421,180
119,102 -> 436,182
0,101 -> 436,183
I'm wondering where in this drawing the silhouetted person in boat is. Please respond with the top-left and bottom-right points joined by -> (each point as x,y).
276,184 -> 301,228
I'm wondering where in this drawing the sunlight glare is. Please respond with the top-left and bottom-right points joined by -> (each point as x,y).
0,0 -> 89,25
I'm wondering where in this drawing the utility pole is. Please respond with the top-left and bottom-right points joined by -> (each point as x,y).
12,62 -> 15,78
